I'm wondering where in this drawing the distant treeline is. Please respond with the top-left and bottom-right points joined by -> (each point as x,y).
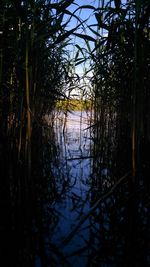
56,99 -> 92,111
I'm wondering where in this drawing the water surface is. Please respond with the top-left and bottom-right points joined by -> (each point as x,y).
37,110 -> 150,267
50,111 -> 93,266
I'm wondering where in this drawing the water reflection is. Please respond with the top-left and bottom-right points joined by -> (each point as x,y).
35,110 -> 150,267
49,111 -> 93,267
1,113 -> 149,267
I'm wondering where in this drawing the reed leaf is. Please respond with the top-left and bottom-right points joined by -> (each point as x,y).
73,32 -> 96,42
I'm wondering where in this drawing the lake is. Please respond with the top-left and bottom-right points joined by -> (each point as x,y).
49,110 -> 94,267
35,110 -> 150,267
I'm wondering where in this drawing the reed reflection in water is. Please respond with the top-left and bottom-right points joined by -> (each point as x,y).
39,110 -> 150,267
49,110 -> 93,266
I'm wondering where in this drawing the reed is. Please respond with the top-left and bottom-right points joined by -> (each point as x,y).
91,0 -> 150,181
0,0 -> 81,265
0,1 -> 150,266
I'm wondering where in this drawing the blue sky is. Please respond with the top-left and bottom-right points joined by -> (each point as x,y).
63,0 -> 99,75
58,0 -> 127,97
65,0 -> 127,75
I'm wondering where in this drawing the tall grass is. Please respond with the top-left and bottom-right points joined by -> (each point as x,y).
0,0 -> 150,266
0,0 -> 82,174
91,0 -> 150,181
0,0 -> 80,265
90,1 -> 150,265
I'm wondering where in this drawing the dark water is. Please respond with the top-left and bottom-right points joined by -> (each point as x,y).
5,110 -> 148,267
42,111 -> 93,267
33,110 -> 150,267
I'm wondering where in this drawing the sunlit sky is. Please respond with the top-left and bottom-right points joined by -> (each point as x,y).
64,0 -> 127,75
64,0 -> 99,75
60,0 -> 127,97
58,0 -> 101,98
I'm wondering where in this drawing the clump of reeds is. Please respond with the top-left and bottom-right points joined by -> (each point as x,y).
91,0 -> 150,181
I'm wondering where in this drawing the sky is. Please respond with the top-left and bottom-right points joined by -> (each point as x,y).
63,0 -> 99,76
60,0 -> 125,97
64,0 -> 127,76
